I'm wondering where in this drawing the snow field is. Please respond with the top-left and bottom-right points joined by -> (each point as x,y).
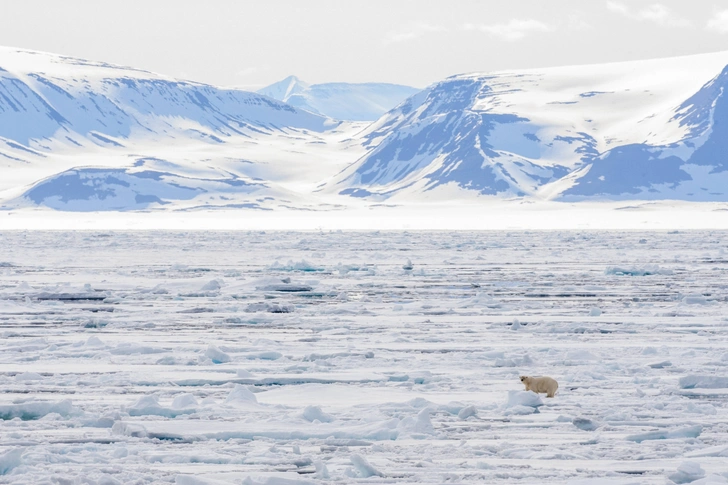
0,230 -> 727,484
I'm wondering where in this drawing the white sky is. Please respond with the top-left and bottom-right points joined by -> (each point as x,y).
3,0 -> 728,89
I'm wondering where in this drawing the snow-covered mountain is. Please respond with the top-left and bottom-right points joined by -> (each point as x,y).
330,52 -> 728,201
4,45 -> 728,213
258,76 -> 419,121
0,49 -> 330,147
0,47 -> 361,211
257,75 -> 310,102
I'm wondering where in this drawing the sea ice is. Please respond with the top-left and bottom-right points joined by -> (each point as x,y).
2,231 -> 727,484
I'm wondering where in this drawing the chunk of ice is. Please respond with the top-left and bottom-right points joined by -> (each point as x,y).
111,421 -> 148,438
669,461 -> 706,484
506,391 -> 543,409
679,375 -> 728,389
199,279 -> 222,292
350,453 -> 384,478
302,406 -> 334,423
226,384 -> 258,404
205,345 -> 231,364
567,350 -> 599,361
172,393 -> 199,409
682,295 -> 710,305
573,417 -> 599,431
504,404 -> 538,416
458,405 -> 477,420
14,372 -> 43,381
0,399 -> 75,420
605,265 -> 673,276
0,448 -> 23,475
626,425 -> 702,442
128,395 -> 195,418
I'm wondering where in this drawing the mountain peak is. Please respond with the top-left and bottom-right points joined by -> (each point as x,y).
258,75 -> 309,101
258,76 -> 419,121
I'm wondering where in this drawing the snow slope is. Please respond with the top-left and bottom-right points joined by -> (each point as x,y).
330,51 -> 728,202
258,76 -> 419,121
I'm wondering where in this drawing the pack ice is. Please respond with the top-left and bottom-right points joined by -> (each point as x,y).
0,230 -> 727,484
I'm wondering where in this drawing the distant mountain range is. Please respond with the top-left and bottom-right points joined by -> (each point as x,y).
2,46 -> 728,212
258,76 -> 419,121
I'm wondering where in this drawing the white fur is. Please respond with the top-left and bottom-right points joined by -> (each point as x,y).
520,375 -> 558,398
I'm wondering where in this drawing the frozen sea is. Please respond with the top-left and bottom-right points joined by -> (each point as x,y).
0,231 -> 727,485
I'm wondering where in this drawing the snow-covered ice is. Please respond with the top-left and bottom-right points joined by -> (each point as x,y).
0,230 -> 727,484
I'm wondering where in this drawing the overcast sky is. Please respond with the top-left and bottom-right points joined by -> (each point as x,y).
3,0 -> 728,89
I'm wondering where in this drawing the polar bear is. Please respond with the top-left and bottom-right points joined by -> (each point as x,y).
520,375 -> 558,398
